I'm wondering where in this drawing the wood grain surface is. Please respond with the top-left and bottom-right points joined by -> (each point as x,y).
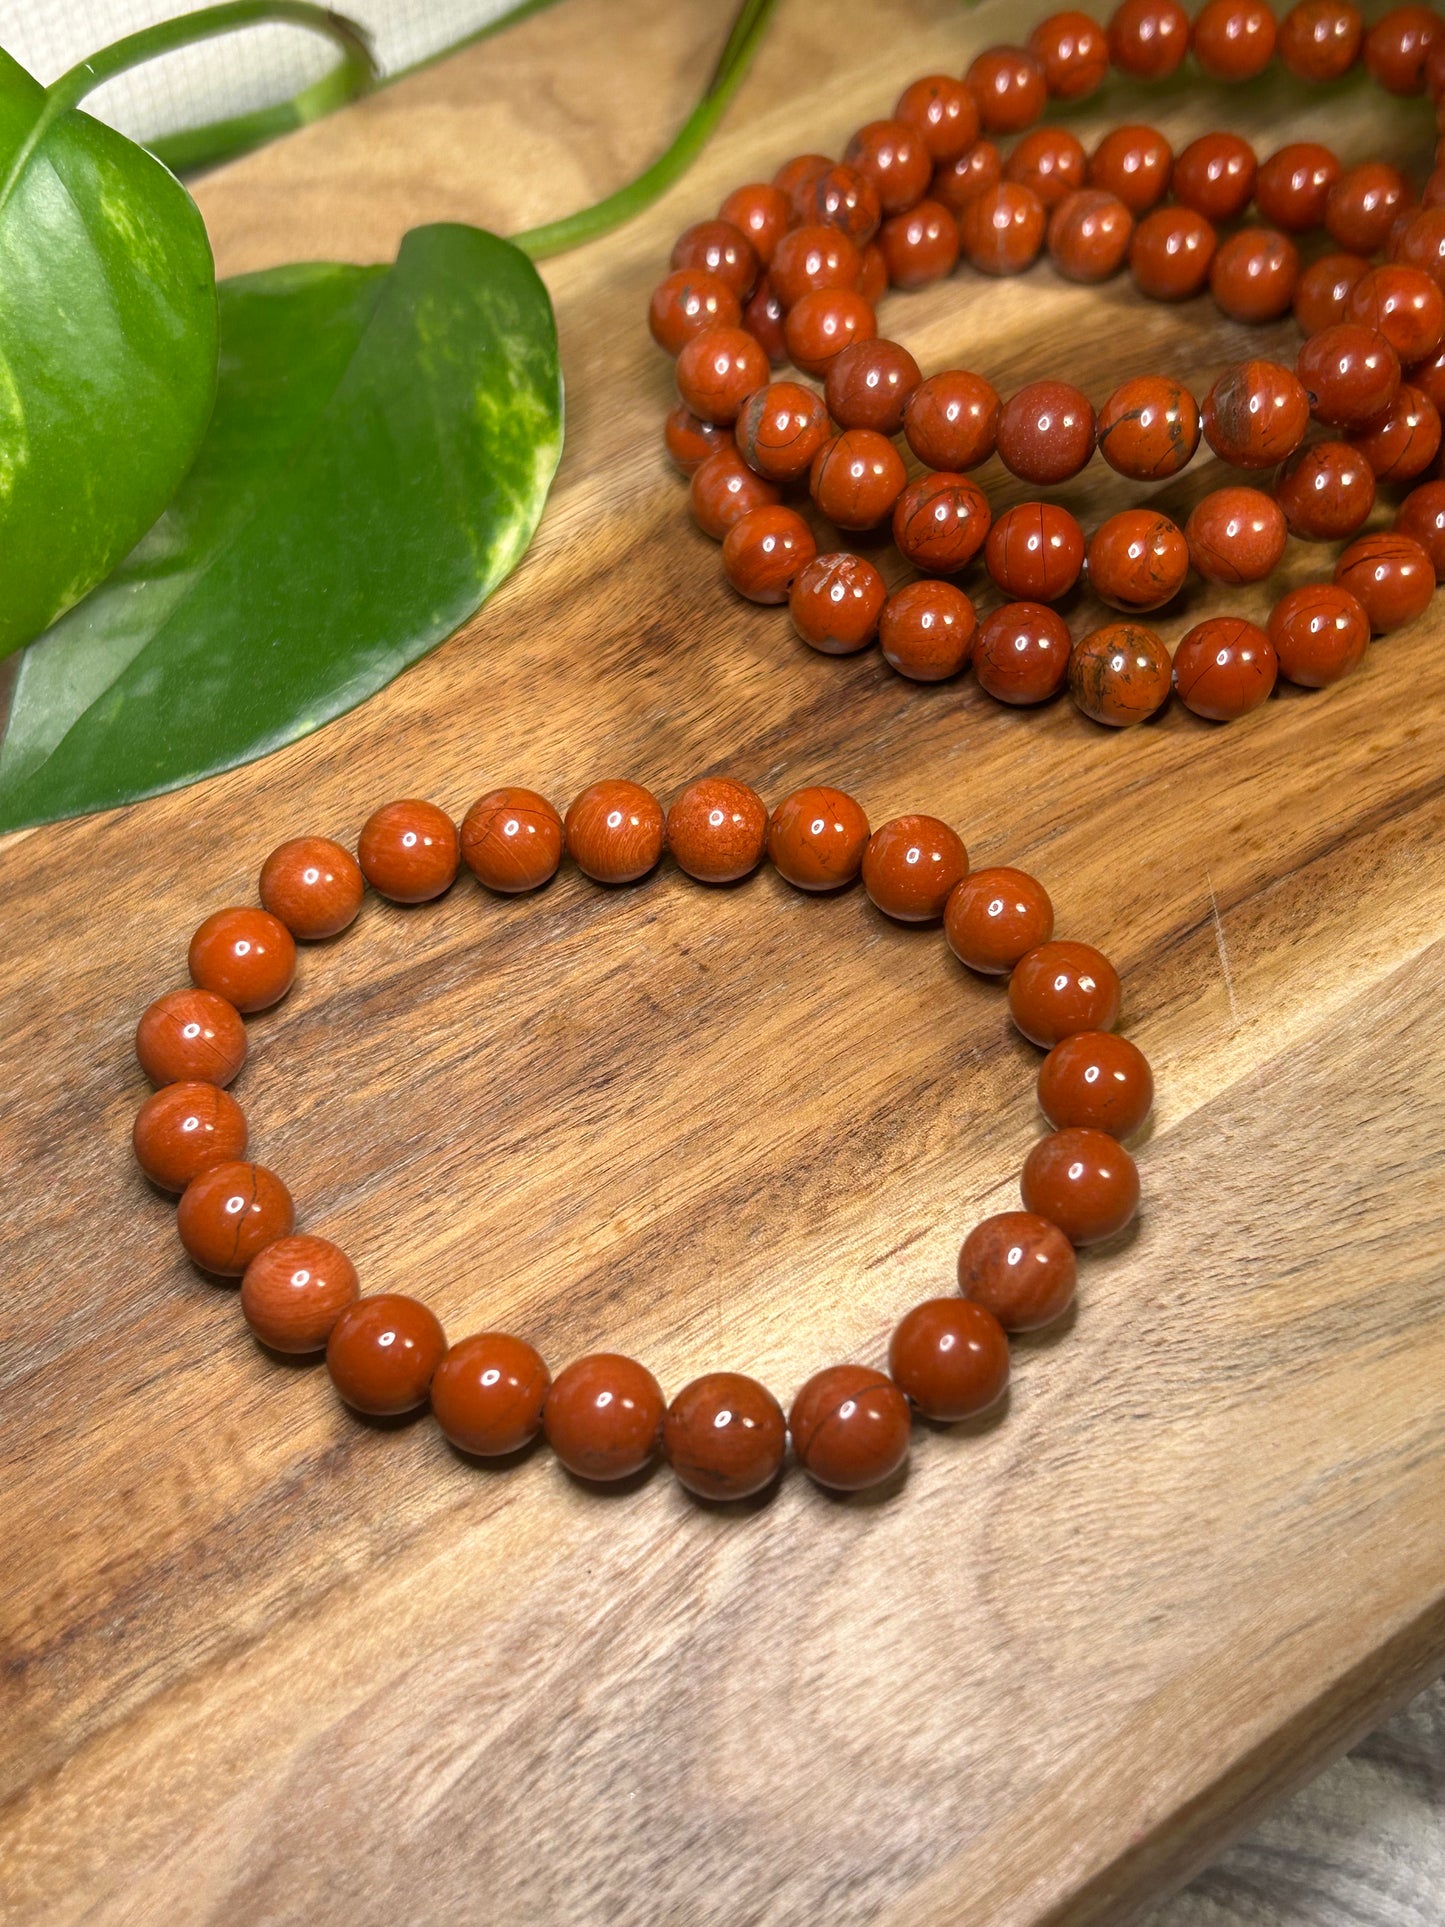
2,2 -> 1443,1922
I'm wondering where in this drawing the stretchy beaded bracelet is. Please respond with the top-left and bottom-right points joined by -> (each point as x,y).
131,777 -> 1150,1503
650,0 -> 1445,725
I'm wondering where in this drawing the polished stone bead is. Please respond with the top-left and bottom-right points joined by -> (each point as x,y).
958,182 -> 1047,275
544,1353 -> 665,1481
670,220 -> 759,299
674,326 -> 770,425
985,503 -> 1085,600
973,602 -> 1073,704
461,788 -> 563,894
1184,487 -> 1288,582
945,866 -> 1055,974
1095,375 -> 1200,479
722,503 -> 816,602
862,814 -> 968,921
326,1293 -> 446,1416
1277,0 -> 1363,79
844,118 -> 933,214
1209,227 -> 1300,323
1069,623 -> 1172,725
932,140 -> 1004,215
1363,3 -> 1439,91
782,287 -> 877,378
1202,360 -> 1310,467
1296,322 -> 1401,428
1394,480 -> 1445,577
798,162 -> 883,246
664,1372 -> 787,1500
735,381 -> 831,481
889,1298 -> 1010,1421
564,780 -> 665,884
1108,0 -> 1190,75
188,906 -> 297,1011
1347,385 -> 1442,482
1047,188 -> 1134,281
957,1210 -> 1077,1329
718,182 -> 791,266
1021,1128 -> 1140,1244
823,338 -> 921,434
892,472 -> 992,572
1273,441 -> 1376,541
1038,1030 -> 1154,1137
965,45 -> 1049,133
1087,509 -> 1188,611
133,1080 -> 247,1192
767,786 -> 871,890
647,268 -> 741,356
240,1234 -> 360,1354
996,381 -> 1095,484
789,1365 -> 911,1491
357,800 -> 460,904
809,430 -> 908,530
1192,0 -> 1276,76
1293,253 -> 1370,335
790,552 -> 888,655
1087,122 -> 1174,212
1172,617 -> 1278,721
893,74 -> 980,160
688,446 -> 780,540
1030,10 -> 1111,95
1268,584 -> 1371,685
1389,209 -> 1445,292
178,1160 -> 294,1275
1130,206 -> 1217,299
431,1332 -> 551,1455
859,242 -> 890,304
1171,132 -> 1257,222
741,274 -> 787,364
769,225 -> 861,309
666,776 -> 768,883
879,580 -> 977,680
1325,162 -> 1410,255
1006,127 -> 1087,209
135,987 -> 247,1088
1255,142 -> 1341,231
877,199 -> 959,287
1009,940 -> 1121,1046
259,836 -> 364,940
1346,265 -> 1445,362
1333,532 -> 1435,631
903,370 -> 1001,469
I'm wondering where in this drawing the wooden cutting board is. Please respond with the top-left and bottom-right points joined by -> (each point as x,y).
2,2 -> 1442,1922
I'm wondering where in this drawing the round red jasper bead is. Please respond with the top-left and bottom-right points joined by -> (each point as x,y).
973,604 -> 1073,706
1268,584 -> 1371,685
1069,623 -> 1172,726
461,788 -> 564,894
889,1298 -> 1010,1422
1293,253 -> 1370,334
769,225 -> 861,309
1021,1128 -> 1140,1244
1087,509 -> 1188,612
178,1160 -> 294,1276
1202,361 -> 1310,468
893,74 -> 980,160
675,326 -> 769,425
722,503 -> 817,602
1172,133 -> 1258,224
135,987 -> 247,1088
1255,141 -> 1341,231
945,867 -> 1054,974
1346,265 -> 1445,362
670,220 -> 758,299
188,906 -> 296,1012
1172,617 -> 1278,722
789,552 -> 888,655
965,45 -> 1048,134
767,786 -> 871,891
809,430 -> 907,530
1048,188 -> 1134,281
1333,532 -> 1435,632
1184,487 -> 1288,583
957,1210 -> 1077,1330
958,182 -> 1047,275
1395,480 -> 1445,577
783,287 -> 877,377
664,1372 -> 787,1500
863,815 -> 968,921
904,371 -> 1001,470
1089,123 -> 1174,212
735,381 -> 831,481
1296,322 -> 1401,428
1273,441 -> 1375,541
789,1364 -> 911,1491
1210,228 -> 1300,323
544,1353 -> 665,1481
1130,207 -> 1217,299
879,581 -> 977,681
1347,385 -> 1441,482
718,183 -> 790,266
1095,375 -> 1199,480
357,799 -> 459,904
1030,10 -> 1111,96
133,1080 -> 247,1192
665,776 -> 768,883
689,447 -> 780,539
648,268 -> 741,356
1038,1030 -> 1154,1138
1278,0 -> 1363,79
1009,940 -> 1121,1047
431,1333 -> 551,1456
241,1234 -> 360,1354
985,503 -> 1085,601
327,1293 -> 446,1416
1193,0 -> 1277,79
877,199 -> 960,287
892,472 -> 992,573
1107,0 -> 1191,78
565,780 -> 665,884
843,119 -> 932,217
259,837 -> 364,940
823,337 -> 921,434
996,381 -> 1095,484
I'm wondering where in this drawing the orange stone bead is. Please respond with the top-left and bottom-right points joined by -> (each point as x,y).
1325,162 -> 1410,255
742,274 -> 788,364
985,503 -> 1085,601
878,580 -> 977,680
1030,10 -> 1111,95
357,799 -> 459,904
1130,206 -> 1217,299
664,403 -> 730,475
544,1353 -> 665,1481
1047,188 -> 1134,281
675,326 -> 769,425
973,603 -> 1073,705
1255,142 -> 1341,230
1293,253 -> 1370,334
133,1080 -> 248,1192
1389,209 -> 1445,292
783,286 -> 877,378
894,74 -> 980,161
769,225 -> 861,309
1203,360 -> 1310,468
957,1210 -> 1077,1330
1107,0 -> 1191,77
718,183 -> 791,266
996,381 -> 1095,484
735,380 -> 831,482
1333,532 -> 1435,631
188,906 -> 297,1012
1192,0 -> 1277,76
1296,322 -> 1400,428
767,786 -> 871,891
945,866 -> 1055,974
1209,228 -> 1300,323
933,140 -> 1003,215
326,1293 -> 446,1416
1277,0 -> 1362,78
1395,480 -> 1445,576
1347,265 -> 1445,362
564,780 -> 665,884
1172,133 -> 1258,223
858,241 -> 890,305
1184,487 -> 1288,583
1038,1030 -> 1154,1137
1088,123 -> 1174,212
844,119 -> 933,215
1273,441 -> 1375,541
1009,940 -> 1121,1047
177,1160 -> 294,1275
959,182 -> 1047,274
688,446 -> 780,539
809,429 -> 907,530
1173,617 -> 1278,721
1268,583 -> 1371,684
773,154 -> 832,219
965,46 -> 1048,134
903,370 -> 1001,469
877,198 -> 959,288
666,776 -> 768,883
240,1234 -> 359,1354
1363,3 -> 1438,91
1006,127 -> 1087,210
670,219 -> 759,299
1087,509 -> 1188,612
431,1332 -> 551,1455
1021,1128 -> 1140,1245
889,1298 -> 1010,1422
135,987 -> 247,1088
1096,375 -> 1200,479
1346,384 -> 1441,482
647,268 -> 741,356
862,814 -> 968,921
461,788 -> 563,894
664,1372 -> 787,1500
1069,623 -> 1172,725
790,552 -> 888,655
789,1364 -> 911,1491
722,503 -> 817,602
823,338 -> 921,434
798,162 -> 883,247
892,472 -> 992,573
259,836 -> 364,940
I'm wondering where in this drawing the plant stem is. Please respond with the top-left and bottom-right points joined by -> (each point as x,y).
513,0 -> 779,261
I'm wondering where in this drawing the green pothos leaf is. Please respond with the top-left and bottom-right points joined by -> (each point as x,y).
0,222 -> 563,831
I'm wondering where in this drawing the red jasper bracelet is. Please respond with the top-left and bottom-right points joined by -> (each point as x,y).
131,779 -> 1149,1502
650,0 -> 1445,726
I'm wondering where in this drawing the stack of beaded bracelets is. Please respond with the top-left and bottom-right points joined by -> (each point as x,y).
650,0 -> 1445,724
130,777 -> 1149,1503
